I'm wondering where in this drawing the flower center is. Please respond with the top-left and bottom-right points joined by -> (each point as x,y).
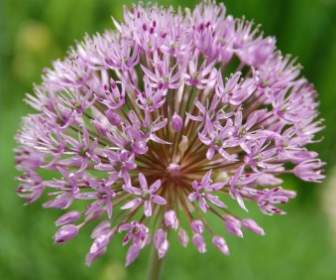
136,135 -> 209,191
167,163 -> 181,177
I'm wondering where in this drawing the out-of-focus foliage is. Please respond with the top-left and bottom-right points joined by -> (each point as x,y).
1,0 -> 336,279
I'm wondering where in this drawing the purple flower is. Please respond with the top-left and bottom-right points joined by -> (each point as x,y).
119,221 -> 150,266
178,228 -> 189,247
86,225 -> 114,266
189,171 -> 226,212
171,113 -> 184,132
54,224 -> 79,244
293,159 -> 325,182
191,220 -> 205,234
16,1 -> 324,267
55,211 -> 81,226
241,219 -> 265,236
164,210 -> 179,230
212,236 -> 229,255
224,215 -> 243,238
121,173 -> 166,217
192,234 -> 207,253
154,229 -> 169,259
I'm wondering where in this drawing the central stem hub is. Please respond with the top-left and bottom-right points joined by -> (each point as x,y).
167,163 -> 181,177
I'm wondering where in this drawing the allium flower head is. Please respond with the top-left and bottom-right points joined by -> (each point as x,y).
16,1 -> 324,266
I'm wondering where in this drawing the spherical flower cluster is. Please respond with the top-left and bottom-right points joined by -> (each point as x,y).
16,1 -> 324,266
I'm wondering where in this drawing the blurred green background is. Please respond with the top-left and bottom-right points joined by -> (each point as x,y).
1,0 -> 336,279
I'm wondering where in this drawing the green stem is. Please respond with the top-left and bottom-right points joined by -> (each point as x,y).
147,248 -> 164,280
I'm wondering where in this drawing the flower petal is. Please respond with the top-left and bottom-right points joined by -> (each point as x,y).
121,198 -> 142,210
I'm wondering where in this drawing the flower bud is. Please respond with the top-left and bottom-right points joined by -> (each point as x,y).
86,231 -> 113,266
212,236 -> 229,255
54,224 -> 79,244
191,220 -> 204,234
178,228 -> 189,247
91,221 -> 111,239
241,219 -> 265,236
164,210 -> 179,230
55,211 -> 81,226
224,215 -> 243,238
106,109 -> 122,126
192,233 -> 206,253
172,112 -> 183,132
154,228 -> 169,258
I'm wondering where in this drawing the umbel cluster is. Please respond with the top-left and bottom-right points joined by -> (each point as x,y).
16,1 -> 323,266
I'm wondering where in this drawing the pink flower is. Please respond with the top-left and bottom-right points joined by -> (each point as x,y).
16,1 -> 324,267
154,229 -> 169,258
212,236 -> 230,255
121,173 -> 166,217
188,171 -> 226,212
54,224 -> 79,244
